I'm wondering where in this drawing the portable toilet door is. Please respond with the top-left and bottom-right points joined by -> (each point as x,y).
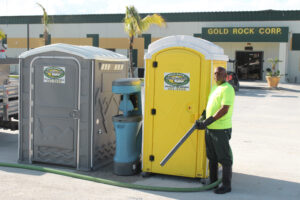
30,56 -> 80,167
142,35 -> 228,178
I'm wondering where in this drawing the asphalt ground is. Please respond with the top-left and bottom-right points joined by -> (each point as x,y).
0,81 -> 300,200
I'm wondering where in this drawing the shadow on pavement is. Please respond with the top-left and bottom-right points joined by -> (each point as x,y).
138,173 -> 300,200
2,165 -> 299,200
1,132 -> 300,199
237,87 -> 300,98
270,94 -> 298,98
0,131 -> 145,183
279,87 -> 300,93
236,88 -> 269,98
0,132 -> 18,163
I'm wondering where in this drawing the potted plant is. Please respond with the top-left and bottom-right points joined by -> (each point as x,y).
266,58 -> 282,88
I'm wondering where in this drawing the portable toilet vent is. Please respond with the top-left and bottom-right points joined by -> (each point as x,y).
142,35 -> 228,178
18,43 -> 128,171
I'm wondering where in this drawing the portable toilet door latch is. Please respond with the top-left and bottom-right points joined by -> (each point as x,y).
149,155 -> 155,161
153,61 -> 158,68
151,108 -> 156,115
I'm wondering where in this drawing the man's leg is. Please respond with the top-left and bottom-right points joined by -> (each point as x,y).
205,129 -> 219,185
210,129 -> 233,194
215,164 -> 232,194
209,161 -> 218,184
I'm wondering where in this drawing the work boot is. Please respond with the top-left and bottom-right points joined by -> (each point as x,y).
214,165 -> 232,194
209,161 -> 219,189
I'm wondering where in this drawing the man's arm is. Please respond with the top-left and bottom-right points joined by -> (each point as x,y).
195,105 -> 230,130
212,105 -> 230,121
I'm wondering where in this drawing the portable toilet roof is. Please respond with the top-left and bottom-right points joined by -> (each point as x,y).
145,35 -> 228,61
19,43 -> 128,61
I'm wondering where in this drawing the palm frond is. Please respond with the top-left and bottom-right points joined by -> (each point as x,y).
140,14 -> 166,32
124,6 -> 143,36
0,29 -> 5,40
36,2 -> 49,31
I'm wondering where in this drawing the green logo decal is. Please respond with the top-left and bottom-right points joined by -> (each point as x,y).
164,73 -> 190,86
44,67 -> 65,79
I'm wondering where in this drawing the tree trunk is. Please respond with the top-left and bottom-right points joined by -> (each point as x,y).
129,36 -> 134,77
44,30 -> 48,45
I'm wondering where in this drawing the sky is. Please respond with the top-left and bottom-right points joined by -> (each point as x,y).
0,0 -> 299,16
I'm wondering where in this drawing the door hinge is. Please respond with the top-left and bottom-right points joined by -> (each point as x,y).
151,108 -> 156,115
153,61 -> 158,68
149,155 -> 155,161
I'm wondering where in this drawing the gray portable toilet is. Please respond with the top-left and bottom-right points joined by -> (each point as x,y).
18,43 -> 128,171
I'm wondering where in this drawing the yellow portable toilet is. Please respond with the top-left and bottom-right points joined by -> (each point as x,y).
142,35 -> 228,178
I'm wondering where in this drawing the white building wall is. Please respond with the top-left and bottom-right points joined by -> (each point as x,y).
6,48 -> 27,58
115,49 -> 128,57
287,51 -> 300,83
45,23 -> 128,38
279,43 -> 289,83
29,24 -> 48,37
1,18 -> 300,82
0,24 -> 27,37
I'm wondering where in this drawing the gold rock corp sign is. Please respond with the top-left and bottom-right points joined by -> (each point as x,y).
201,27 -> 289,42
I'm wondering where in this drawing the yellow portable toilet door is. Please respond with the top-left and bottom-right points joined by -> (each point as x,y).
151,48 -> 201,178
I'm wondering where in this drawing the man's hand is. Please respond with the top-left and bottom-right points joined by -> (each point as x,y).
195,116 -> 215,130
195,120 -> 206,130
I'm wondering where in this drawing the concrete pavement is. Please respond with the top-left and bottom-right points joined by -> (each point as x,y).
0,81 -> 300,200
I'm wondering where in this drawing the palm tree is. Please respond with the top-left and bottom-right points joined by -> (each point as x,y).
124,6 -> 165,77
37,3 -> 50,45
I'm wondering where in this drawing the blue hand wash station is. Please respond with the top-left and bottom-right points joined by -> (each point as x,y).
112,78 -> 143,175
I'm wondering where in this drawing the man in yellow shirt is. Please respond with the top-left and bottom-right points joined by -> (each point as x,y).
196,66 -> 235,194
